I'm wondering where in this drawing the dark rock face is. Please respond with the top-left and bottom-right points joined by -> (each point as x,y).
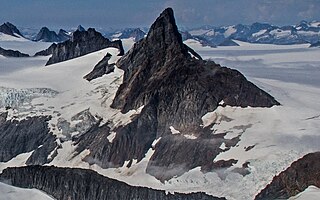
57,29 -> 71,41
0,46 -> 29,57
34,27 -> 61,42
83,53 -> 115,81
0,166 -> 225,200
74,8 -> 279,181
0,22 -> 23,37
34,43 -> 57,56
0,112 -> 7,125
0,115 -> 57,165
45,28 -> 124,65
255,152 -> 320,200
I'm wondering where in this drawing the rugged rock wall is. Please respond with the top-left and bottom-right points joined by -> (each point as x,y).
0,47 -> 29,57
74,8 -> 280,181
0,166 -> 225,200
255,152 -> 320,200
0,114 -> 57,165
45,28 -> 124,65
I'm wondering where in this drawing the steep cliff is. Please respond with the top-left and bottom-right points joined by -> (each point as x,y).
0,166 -> 225,200
0,114 -> 57,165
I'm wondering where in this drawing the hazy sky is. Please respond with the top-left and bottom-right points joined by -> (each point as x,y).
1,0 -> 320,29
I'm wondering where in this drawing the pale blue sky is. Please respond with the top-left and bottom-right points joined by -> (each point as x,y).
1,0 -> 320,29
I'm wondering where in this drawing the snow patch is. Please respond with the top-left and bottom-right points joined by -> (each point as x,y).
0,182 -> 54,200
170,126 -> 180,134
107,132 -> 117,143
289,185 -> 320,200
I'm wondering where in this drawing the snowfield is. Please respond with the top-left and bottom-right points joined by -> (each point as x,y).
0,37 -> 320,200
0,182 -> 54,200
0,33 -> 51,55
288,186 -> 320,200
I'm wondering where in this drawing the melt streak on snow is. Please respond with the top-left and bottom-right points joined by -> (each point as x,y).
1,36 -> 320,200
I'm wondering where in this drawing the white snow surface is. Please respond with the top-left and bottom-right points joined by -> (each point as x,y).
288,186 -> 320,200
252,29 -> 267,37
224,26 -> 236,37
0,38 -> 320,200
0,182 -> 54,200
0,33 -> 52,55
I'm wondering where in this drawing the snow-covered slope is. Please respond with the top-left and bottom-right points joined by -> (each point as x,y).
288,186 -> 320,200
0,33 -> 51,55
0,182 -> 54,200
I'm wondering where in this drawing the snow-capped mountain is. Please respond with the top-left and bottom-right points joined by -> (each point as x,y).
0,22 -> 24,38
34,27 -> 71,42
187,20 -> 320,46
107,28 -> 146,42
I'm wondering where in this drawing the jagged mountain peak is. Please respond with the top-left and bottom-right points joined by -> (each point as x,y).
0,22 -> 23,37
146,7 -> 187,56
104,8 -> 280,181
34,27 -> 60,42
77,25 -> 86,32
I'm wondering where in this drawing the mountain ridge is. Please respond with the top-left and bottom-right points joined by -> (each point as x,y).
72,7 -> 280,182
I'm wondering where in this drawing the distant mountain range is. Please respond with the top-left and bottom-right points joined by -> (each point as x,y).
1,21 -> 320,46
186,20 -> 320,46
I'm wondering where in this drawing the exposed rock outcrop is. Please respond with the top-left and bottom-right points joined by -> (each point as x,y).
75,8 -> 279,181
45,28 -> 124,65
255,152 -> 320,200
0,166 -> 225,200
0,115 -> 57,165
57,29 -> 71,41
0,47 -> 29,57
34,27 -> 61,42
0,22 -> 23,37
83,53 -> 115,81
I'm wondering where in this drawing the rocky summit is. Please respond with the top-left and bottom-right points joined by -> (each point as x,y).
43,28 -> 124,65
74,8 -> 280,181
0,22 -> 23,37
34,27 -> 61,42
